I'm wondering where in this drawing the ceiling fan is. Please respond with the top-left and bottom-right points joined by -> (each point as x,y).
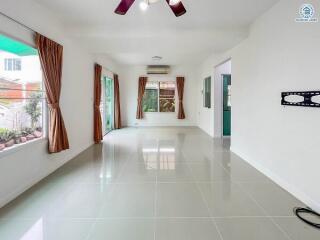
115,0 -> 187,17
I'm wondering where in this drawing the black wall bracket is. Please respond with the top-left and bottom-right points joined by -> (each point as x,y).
281,91 -> 320,108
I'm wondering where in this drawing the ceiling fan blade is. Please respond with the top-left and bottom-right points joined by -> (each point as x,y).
115,0 -> 136,15
165,0 -> 187,17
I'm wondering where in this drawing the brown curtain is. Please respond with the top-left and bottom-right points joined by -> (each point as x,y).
136,77 -> 148,119
94,64 -> 103,143
36,33 -> 69,153
114,74 -> 122,129
176,76 -> 186,119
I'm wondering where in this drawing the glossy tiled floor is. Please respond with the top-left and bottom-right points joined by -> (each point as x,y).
0,127 -> 318,240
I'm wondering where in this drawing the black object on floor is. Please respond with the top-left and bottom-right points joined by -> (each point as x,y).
294,207 -> 320,229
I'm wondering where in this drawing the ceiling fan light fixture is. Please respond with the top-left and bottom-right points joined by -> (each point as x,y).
169,0 -> 181,6
140,1 -> 149,11
115,0 -> 186,17
152,56 -> 162,61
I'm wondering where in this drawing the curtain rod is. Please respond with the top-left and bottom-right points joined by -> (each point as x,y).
0,11 -> 37,34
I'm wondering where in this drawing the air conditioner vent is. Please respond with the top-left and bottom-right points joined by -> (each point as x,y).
147,65 -> 170,75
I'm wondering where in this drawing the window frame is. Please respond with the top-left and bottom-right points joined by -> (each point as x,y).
0,33 -> 47,157
143,80 -> 176,114
4,58 -> 22,71
143,87 -> 159,113
203,76 -> 211,108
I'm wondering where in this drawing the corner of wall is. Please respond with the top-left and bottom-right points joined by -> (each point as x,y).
230,146 -> 320,214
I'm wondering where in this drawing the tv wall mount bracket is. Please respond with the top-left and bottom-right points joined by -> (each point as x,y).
281,91 -> 320,108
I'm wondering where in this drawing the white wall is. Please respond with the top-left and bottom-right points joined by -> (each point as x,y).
0,0 -> 120,207
93,54 -> 122,77
214,60 -> 231,137
121,65 -> 197,127
197,59 -> 231,137
197,0 -> 320,211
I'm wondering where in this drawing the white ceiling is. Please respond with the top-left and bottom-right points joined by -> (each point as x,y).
34,0 -> 279,65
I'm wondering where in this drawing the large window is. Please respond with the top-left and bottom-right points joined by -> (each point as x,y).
0,34 -> 44,152
143,81 -> 175,113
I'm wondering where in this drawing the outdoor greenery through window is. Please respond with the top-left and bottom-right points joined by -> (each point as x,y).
100,76 -> 114,135
0,34 -> 44,152
143,81 -> 175,113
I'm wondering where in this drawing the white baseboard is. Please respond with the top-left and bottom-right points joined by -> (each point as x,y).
126,125 -> 198,129
230,146 -> 320,213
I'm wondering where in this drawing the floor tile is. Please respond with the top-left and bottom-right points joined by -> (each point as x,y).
157,164 -> 194,182
240,182 -> 304,216
216,152 -> 271,182
0,127 -> 311,240
0,219 -> 93,240
88,219 -> 154,240
117,163 -> 157,183
273,217 -> 320,240
49,183 -> 115,219
198,182 -> 265,217
182,152 -> 215,164
189,162 -> 231,182
0,181 -> 73,220
157,183 -> 209,217
100,183 -> 155,218
67,163 -> 125,184
156,218 -> 221,240
215,217 -> 290,240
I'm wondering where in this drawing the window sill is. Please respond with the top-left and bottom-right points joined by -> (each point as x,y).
0,138 -> 47,159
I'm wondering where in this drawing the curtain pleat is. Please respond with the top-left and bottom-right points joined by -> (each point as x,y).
94,64 -> 103,143
176,76 -> 186,119
36,33 -> 69,153
114,74 -> 122,129
136,77 -> 148,119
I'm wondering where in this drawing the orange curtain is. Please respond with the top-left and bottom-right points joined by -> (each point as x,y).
94,64 -> 103,143
176,76 -> 186,119
136,77 -> 148,119
114,74 -> 122,129
36,33 -> 69,153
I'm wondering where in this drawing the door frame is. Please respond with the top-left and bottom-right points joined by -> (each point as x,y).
222,74 -> 231,137
213,58 -> 232,138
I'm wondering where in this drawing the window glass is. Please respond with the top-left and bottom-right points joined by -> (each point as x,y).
14,59 -> 21,71
142,81 -> 176,113
159,82 -> 175,112
203,77 -> 211,108
0,34 -> 44,151
4,58 -> 22,71
100,77 -> 114,135
227,85 -> 231,107
143,82 -> 158,112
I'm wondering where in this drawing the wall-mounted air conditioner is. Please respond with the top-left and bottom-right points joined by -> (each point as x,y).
147,65 -> 170,75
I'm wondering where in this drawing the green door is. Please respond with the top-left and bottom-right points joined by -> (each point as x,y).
223,75 -> 231,136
